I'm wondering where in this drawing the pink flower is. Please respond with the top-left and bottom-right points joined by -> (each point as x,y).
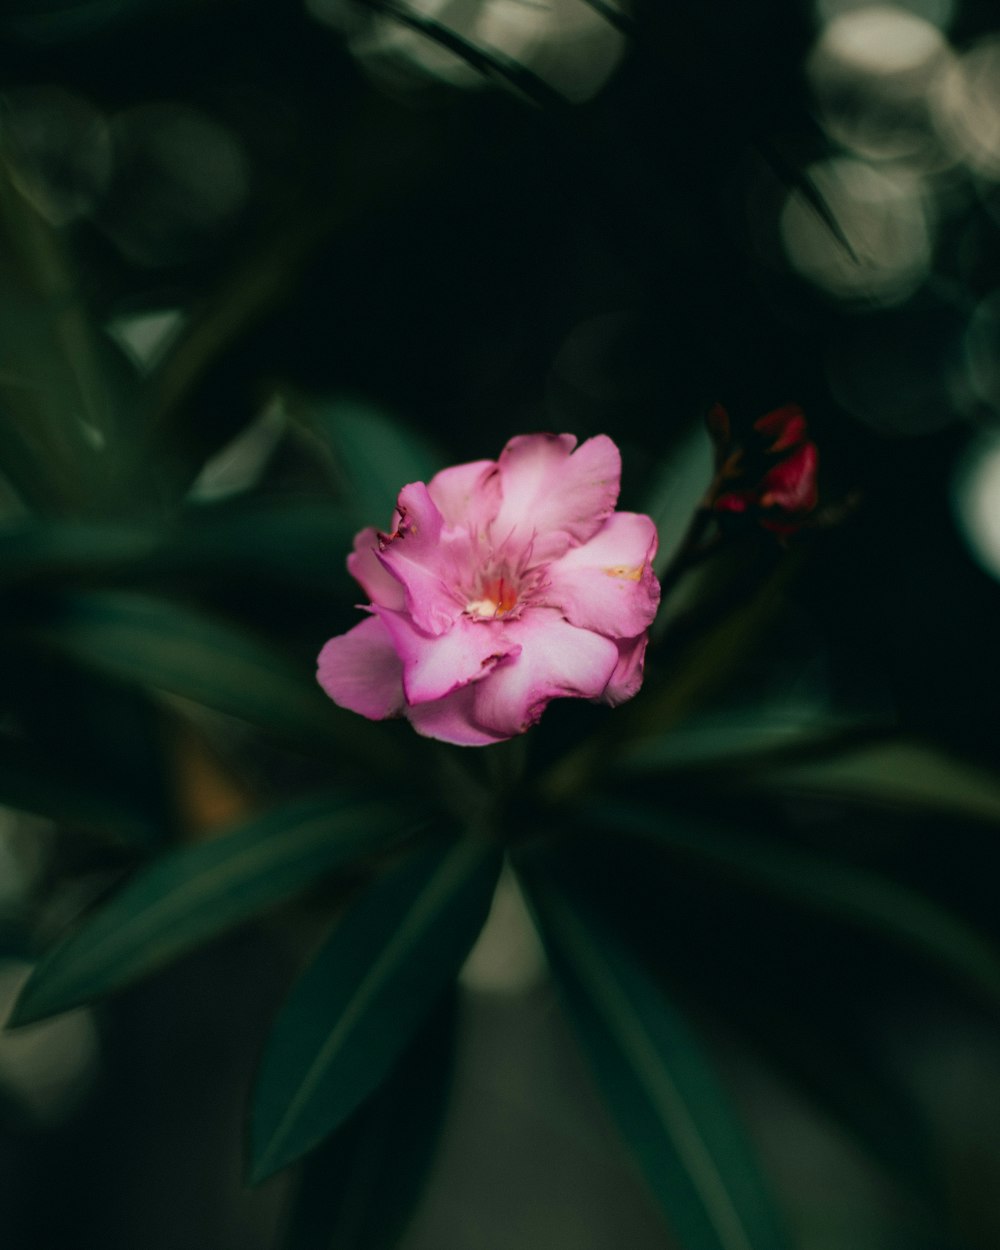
317,433 -> 660,746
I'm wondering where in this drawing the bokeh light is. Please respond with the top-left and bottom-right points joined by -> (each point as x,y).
781,157 -> 932,304
953,430 -> 1000,581
310,0 -> 628,102
0,963 -> 99,1125
808,5 -> 952,165
933,36 -> 1000,181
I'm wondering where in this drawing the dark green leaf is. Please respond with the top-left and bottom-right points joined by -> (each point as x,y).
251,836 -> 501,1182
32,591 -> 389,759
641,421 -> 714,580
10,791 -> 415,1026
519,858 -> 789,1250
585,799 -> 1000,1010
284,988 -> 457,1250
751,738 -> 1000,825
0,519 -> 161,586
150,500 -> 356,590
0,144 -> 134,513
292,397 -> 443,529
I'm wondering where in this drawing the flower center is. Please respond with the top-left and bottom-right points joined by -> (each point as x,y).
465,573 -> 519,620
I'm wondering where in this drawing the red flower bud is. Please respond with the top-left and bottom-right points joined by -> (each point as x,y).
706,402 -> 819,535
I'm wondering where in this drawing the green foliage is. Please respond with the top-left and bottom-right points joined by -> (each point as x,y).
284,989 -> 457,1250
519,854 -> 790,1250
293,397 -> 443,530
583,797 -> 1000,1013
10,791 -> 417,1025
32,591 -> 381,756
250,836 -> 500,1181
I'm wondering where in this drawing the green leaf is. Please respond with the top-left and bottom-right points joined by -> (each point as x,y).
0,143 -> 134,513
640,420 -> 715,579
32,591 -> 388,758
751,738 -> 1000,825
585,799 -> 1000,1011
292,397 -> 443,529
518,858 -> 789,1250
285,988 -> 457,1250
150,500 -> 356,590
10,790 -> 415,1026
251,836 -> 500,1182
0,519 -> 161,585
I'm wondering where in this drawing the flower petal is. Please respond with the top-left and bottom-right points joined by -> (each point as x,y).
541,512 -> 660,639
472,607 -> 619,737
755,403 -> 808,452
379,609 -> 519,705
603,633 -> 649,706
491,433 -> 621,564
317,615 -> 404,720
760,443 -> 818,512
376,482 -> 462,635
347,527 -> 405,610
406,685 -> 509,747
427,459 -> 501,532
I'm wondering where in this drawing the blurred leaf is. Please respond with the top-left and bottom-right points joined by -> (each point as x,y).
292,397 -> 443,529
150,500 -> 356,591
10,790 -> 415,1026
585,799 -> 1000,1011
32,591 -> 387,758
0,501 -> 355,594
554,831 -> 942,1206
751,738 -> 1000,825
2,0 -> 173,41
0,143 -> 132,512
622,700 -> 889,775
519,857 -> 789,1250
251,836 -> 500,1182
285,988 -> 457,1250
0,519 -> 160,585
642,420 -> 715,579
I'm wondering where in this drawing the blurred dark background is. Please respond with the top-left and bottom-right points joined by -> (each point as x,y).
4,1 -> 1000,1247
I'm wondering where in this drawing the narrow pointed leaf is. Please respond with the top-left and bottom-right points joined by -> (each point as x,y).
519,860 -> 789,1250
33,591 -> 389,759
586,800 -> 1000,1010
251,837 -> 500,1182
285,988 -> 457,1250
753,738 -> 1000,826
11,791 -> 415,1026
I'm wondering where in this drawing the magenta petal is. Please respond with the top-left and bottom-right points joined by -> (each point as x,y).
427,459 -> 501,532
317,616 -> 404,720
379,609 -> 520,705
376,482 -> 461,635
347,527 -> 405,610
491,433 -> 622,563
603,633 -> 649,707
406,685 -> 509,747
542,512 -> 660,639
472,607 -> 619,737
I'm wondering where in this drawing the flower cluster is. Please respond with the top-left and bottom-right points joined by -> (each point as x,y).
317,433 -> 660,746
707,402 -> 819,535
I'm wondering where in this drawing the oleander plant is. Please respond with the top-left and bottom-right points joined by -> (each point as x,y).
4,2 -> 1000,1248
